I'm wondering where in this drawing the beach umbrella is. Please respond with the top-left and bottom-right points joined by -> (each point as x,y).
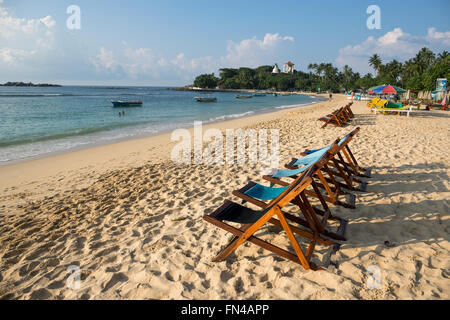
367,85 -> 381,94
368,84 -> 406,94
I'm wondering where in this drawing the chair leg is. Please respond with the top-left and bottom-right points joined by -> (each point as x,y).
209,210 -> 276,262
205,215 -> 321,270
212,224 -> 252,262
275,208 -> 312,270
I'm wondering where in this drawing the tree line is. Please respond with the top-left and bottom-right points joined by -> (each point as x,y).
193,47 -> 449,93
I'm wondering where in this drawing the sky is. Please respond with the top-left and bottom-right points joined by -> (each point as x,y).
0,0 -> 449,86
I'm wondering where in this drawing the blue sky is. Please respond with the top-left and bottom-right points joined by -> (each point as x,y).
1,0 -> 449,85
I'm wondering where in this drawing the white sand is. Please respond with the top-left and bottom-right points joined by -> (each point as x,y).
0,94 -> 449,300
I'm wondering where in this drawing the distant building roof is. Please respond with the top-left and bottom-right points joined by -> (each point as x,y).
284,61 -> 295,66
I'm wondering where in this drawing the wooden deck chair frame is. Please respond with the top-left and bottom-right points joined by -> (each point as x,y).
342,103 -> 354,119
340,103 -> 354,120
203,146 -> 345,271
234,167 -> 348,243
339,104 -> 354,125
262,139 -> 357,209
320,108 -> 345,129
300,128 -> 371,179
426,104 -> 449,111
283,128 -> 369,193
320,103 -> 354,129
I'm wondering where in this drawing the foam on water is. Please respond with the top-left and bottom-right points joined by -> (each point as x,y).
0,86 -> 324,163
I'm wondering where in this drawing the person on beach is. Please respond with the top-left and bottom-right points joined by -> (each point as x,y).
329,93 -> 333,101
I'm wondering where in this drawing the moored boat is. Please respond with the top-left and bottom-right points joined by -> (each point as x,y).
236,94 -> 253,99
111,100 -> 143,107
194,97 -> 217,102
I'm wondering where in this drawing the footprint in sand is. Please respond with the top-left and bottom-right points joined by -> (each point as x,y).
102,272 -> 129,292
29,288 -> 52,300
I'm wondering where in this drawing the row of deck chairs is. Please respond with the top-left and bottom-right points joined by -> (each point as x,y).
318,103 -> 354,128
203,128 -> 371,271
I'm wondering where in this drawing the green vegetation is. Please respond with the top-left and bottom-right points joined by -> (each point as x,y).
193,73 -> 219,89
192,47 -> 450,92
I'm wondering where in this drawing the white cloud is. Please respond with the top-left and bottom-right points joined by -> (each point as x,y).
222,33 -> 295,67
0,7 -> 55,40
0,7 -> 293,84
91,47 -> 116,70
427,27 -> 450,46
0,7 -> 56,64
0,47 -> 35,63
336,27 -> 450,74
90,33 -> 295,82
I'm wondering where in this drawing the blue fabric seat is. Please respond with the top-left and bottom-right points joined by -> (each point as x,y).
244,184 -> 289,201
302,134 -> 349,155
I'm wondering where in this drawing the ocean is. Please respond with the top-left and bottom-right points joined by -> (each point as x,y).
0,86 -> 323,163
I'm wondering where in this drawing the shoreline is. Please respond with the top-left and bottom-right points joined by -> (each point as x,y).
0,92 -> 324,166
0,95 -> 325,167
0,95 -> 332,191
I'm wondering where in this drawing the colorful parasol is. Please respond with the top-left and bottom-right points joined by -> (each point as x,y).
368,85 -> 406,94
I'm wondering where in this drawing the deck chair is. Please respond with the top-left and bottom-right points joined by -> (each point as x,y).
289,130 -> 369,191
426,96 -> 448,110
299,128 -> 371,179
427,104 -> 449,110
203,145 -> 346,271
264,130 -> 367,203
371,101 -> 413,117
262,139 -> 357,209
343,103 -> 355,119
367,98 -> 380,109
282,127 -> 370,194
319,107 -> 348,128
371,99 -> 388,109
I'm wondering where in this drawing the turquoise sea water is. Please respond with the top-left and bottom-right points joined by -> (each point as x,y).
0,86 -> 322,163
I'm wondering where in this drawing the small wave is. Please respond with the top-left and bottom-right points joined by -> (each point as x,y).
207,111 -> 256,123
275,102 -> 313,110
0,121 -> 153,148
0,93 -> 73,98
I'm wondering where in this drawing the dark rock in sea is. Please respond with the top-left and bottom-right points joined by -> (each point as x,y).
1,82 -> 62,87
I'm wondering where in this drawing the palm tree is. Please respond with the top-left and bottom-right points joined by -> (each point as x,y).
383,59 -> 403,85
307,63 -> 319,76
438,50 -> 449,60
414,47 -> 436,74
369,54 -> 382,76
400,58 -> 418,86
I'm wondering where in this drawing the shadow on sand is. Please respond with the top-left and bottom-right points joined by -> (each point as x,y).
222,162 -> 449,268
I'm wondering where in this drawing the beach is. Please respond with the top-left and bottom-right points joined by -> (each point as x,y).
0,94 -> 449,300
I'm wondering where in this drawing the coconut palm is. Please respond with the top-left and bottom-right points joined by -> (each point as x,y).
438,50 -> 449,60
414,47 -> 436,74
369,54 -> 382,76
